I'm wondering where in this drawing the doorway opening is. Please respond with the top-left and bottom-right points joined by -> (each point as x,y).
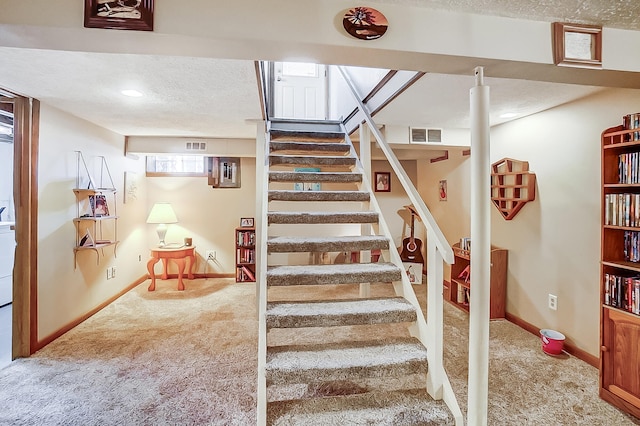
0,95 -> 15,369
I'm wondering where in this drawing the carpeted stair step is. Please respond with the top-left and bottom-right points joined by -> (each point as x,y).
267,388 -> 455,425
267,262 -> 401,286
269,155 -> 356,167
270,119 -> 343,137
265,338 -> 427,385
267,235 -> 388,253
269,171 -> 361,183
268,211 -> 378,225
270,141 -> 351,154
268,190 -> 370,202
265,297 -> 417,329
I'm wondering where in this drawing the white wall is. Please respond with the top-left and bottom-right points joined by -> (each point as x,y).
419,88 -> 640,356
144,158 -> 256,275
37,103 -> 147,340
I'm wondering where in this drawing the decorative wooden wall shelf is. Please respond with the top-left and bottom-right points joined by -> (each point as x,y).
491,158 -> 536,220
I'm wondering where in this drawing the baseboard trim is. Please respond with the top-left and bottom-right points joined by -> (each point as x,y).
33,275 -> 148,353
154,273 -> 236,279
505,312 -> 599,368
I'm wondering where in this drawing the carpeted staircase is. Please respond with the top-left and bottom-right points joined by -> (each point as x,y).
259,119 -> 455,425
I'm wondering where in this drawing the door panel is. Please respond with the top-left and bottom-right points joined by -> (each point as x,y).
273,62 -> 326,120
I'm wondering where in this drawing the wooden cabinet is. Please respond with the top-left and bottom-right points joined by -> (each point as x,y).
447,242 -> 507,320
600,120 -> 640,418
236,227 -> 256,282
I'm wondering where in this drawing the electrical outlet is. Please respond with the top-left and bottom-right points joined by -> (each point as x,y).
111,267 -> 116,279
106,268 -> 111,280
206,250 -> 216,261
548,294 -> 558,311
138,254 -> 142,262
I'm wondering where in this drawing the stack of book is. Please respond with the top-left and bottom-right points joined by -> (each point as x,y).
605,193 -> 640,227
604,273 -> 640,316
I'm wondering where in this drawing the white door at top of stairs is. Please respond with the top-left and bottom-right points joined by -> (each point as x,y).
273,62 -> 327,120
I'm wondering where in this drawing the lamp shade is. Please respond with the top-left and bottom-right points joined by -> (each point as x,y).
146,202 -> 178,224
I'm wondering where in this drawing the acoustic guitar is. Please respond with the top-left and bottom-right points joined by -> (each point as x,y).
400,206 -> 425,264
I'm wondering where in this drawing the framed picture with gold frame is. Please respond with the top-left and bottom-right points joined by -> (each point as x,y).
552,22 -> 602,69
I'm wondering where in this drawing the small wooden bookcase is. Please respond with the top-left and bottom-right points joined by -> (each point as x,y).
446,242 -> 507,320
235,227 -> 256,282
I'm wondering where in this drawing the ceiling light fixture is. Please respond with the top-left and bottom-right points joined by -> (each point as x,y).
121,89 -> 143,97
500,112 -> 519,119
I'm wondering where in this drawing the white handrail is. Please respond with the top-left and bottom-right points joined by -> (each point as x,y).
337,66 -> 462,425
336,66 -> 453,264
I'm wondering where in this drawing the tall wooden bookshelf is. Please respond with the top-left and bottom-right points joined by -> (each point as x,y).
600,116 -> 640,419
447,242 -> 507,320
235,227 -> 256,282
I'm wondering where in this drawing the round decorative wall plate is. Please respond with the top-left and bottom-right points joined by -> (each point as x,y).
342,7 -> 388,40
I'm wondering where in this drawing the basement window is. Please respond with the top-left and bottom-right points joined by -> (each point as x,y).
146,155 -> 207,177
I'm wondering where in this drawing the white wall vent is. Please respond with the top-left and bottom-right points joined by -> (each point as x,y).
186,141 -> 207,151
410,127 -> 442,144
410,127 -> 427,143
427,129 -> 442,143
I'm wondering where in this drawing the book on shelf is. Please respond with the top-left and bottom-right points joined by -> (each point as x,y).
604,273 -> 640,315
79,228 -> 95,247
89,194 -> 109,217
241,265 -> 255,281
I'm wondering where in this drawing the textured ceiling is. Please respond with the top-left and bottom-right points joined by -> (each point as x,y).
0,48 -> 262,138
0,1 -> 639,139
369,0 -> 640,30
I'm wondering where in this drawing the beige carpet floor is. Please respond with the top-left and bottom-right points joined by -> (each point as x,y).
0,278 -> 638,425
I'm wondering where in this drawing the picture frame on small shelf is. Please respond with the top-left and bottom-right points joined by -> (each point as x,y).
240,217 -> 254,228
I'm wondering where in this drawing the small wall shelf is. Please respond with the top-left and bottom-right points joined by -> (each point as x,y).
73,152 -> 119,268
490,158 -> 536,220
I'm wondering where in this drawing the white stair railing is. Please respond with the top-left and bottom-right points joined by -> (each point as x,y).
337,66 -> 462,424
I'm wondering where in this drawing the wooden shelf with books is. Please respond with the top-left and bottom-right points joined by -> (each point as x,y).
235,226 -> 256,282
446,240 -> 507,320
600,115 -> 640,419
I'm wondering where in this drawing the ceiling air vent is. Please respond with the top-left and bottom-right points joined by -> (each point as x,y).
427,128 -> 442,143
186,141 -> 207,151
410,127 -> 427,143
410,127 -> 442,144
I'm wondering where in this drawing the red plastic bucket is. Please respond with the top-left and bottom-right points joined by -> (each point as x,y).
540,329 -> 565,355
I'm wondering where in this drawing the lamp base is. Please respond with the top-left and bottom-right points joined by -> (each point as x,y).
156,224 -> 168,247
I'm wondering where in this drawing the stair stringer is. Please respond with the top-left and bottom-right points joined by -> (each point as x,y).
344,127 -> 464,425
256,121 -> 270,426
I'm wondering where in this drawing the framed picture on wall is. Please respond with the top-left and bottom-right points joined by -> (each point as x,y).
439,180 -> 447,201
84,0 -> 154,31
240,218 -> 254,228
208,157 -> 241,188
374,172 -> 391,192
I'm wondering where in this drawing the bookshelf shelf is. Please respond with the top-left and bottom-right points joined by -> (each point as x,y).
600,118 -> 640,419
445,242 -> 507,319
236,226 -> 256,282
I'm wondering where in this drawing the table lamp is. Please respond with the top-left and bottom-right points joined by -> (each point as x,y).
146,202 -> 178,247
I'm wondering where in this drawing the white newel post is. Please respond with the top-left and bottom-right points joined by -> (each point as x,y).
467,67 -> 491,426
